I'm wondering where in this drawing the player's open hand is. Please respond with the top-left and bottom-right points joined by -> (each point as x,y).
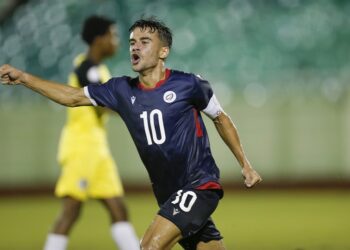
0,64 -> 23,85
241,167 -> 262,188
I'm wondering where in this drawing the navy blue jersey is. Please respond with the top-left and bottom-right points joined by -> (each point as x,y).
85,69 -> 221,204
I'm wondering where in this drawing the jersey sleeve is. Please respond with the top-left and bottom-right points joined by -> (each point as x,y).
83,78 -> 119,111
192,75 -> 223,119
76,62 -> 103,87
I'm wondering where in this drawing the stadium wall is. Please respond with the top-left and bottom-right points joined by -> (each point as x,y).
0,92 -> 349,189
1,0 -> 350,190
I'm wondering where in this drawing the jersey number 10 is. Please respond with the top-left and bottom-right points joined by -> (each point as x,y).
140,109 -> 166,145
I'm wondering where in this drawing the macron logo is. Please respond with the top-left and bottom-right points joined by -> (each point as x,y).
131,96 -> 136,104
173,208 -> 180,216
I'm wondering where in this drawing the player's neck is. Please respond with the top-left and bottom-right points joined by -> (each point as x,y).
87,47 -> 104,64
139,64 -> 166,88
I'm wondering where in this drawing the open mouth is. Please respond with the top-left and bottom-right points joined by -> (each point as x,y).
131,54 -> 140,65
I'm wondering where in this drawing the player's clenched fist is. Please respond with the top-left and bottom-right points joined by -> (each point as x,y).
0,64 -> 23,85
242,167 -> 262,188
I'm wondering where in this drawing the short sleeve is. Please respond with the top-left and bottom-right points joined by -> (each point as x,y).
192,75 -> 223,119
84,78 -> 119,111
75,62 -> 102,87
192,75 -> 213,110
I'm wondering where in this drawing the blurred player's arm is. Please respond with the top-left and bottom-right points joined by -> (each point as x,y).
213,111 -> 262,188
94,106 -> 118,120
0,64 -> 91,107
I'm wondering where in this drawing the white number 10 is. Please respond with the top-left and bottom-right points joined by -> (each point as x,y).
140,109 -> 166,145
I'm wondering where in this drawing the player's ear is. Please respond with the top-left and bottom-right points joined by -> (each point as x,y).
159,46 -> 169,60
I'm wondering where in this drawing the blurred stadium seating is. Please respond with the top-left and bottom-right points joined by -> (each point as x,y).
0,0 -> 349,189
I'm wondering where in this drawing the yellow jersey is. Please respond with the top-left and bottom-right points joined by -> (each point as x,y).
58,54 -> 112,162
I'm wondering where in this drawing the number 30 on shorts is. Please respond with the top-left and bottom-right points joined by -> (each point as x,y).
171,190 -> 197,212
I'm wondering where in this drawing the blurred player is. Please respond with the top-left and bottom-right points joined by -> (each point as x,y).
1,17 -> 262,250
42,16 -> 139,250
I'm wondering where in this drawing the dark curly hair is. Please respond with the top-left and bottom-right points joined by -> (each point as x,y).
81,16 -> 115,45
129,17 -> 172,49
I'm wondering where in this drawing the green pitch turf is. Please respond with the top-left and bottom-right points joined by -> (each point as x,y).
0,190 -> 349,250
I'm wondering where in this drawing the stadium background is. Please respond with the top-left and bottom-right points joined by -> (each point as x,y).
0,0 -> 349,188
0,0 -> 349,249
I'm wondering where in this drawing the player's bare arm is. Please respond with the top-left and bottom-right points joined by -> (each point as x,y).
0,64 -> 92,107
213,111 -> 262,188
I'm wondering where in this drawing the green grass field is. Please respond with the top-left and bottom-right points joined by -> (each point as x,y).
0,190 -> 349,250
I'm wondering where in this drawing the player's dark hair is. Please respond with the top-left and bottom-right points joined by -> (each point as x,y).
82,16 -> 115,45
129,17 -> 172,49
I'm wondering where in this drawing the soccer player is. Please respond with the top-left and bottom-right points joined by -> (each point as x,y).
42,16 -> 139,250
1,17 -> 262,250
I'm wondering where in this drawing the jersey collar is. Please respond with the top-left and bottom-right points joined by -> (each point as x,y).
137,68 -> 171,90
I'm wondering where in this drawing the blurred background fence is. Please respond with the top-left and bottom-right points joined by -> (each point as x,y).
0,0 -> 350,189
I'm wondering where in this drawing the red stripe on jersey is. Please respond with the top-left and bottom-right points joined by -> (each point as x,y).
138,68 -> 171,90
196,181 -> 222,190
193,108 -> 203,137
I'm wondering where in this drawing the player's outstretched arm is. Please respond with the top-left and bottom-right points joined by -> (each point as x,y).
0,64 -> 91,107
213,112 -> 262,188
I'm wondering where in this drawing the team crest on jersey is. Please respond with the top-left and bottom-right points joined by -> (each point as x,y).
163,91 -> 176,103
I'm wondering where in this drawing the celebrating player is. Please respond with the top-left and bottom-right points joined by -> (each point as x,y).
1,17 -> 262,250
41,16 -> 139,250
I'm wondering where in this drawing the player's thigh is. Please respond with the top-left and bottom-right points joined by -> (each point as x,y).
100,197 -> 128,221
197,240 -> 226,250
59,196 -> 83,220
141,215 -> 182,250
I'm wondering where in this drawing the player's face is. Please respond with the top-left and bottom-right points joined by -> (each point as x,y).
129,27 -> 168,72
100,25 -> 119,57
